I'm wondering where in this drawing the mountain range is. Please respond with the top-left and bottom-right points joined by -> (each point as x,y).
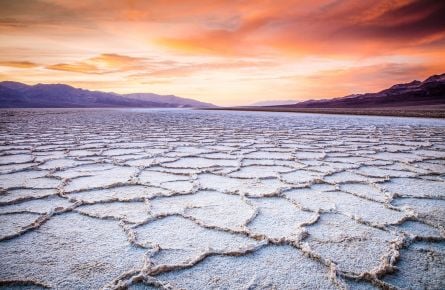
270,73 -> 445,109
0,81 -> 215,108
1,73 -> 444,109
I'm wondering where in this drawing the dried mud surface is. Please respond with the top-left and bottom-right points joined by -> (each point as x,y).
0,109 -> 444,289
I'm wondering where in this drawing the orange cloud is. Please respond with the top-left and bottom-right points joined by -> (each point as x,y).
154,0 -> 445,57
0,61 -> 39,68
45,53 -> 151,74
46,62 -> 102,74
133,60 -> 271,78
90,53 -> 146,69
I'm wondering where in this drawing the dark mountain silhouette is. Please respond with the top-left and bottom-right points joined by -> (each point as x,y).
0,81 -> 216,108
272,73 -> 445,109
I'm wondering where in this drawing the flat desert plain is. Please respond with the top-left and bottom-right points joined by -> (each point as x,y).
0,109 -> 444,289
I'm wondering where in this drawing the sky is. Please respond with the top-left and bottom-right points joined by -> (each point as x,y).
0,0 -> 444,106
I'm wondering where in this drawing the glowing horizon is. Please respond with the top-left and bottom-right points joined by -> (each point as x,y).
1,0 -> 444,106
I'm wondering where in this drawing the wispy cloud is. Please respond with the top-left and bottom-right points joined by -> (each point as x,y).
130,60 -> 273,79
155,0 -> 445,57
46,62 -> 102,74
0,60 -> 39,68
45,53 -> 152,74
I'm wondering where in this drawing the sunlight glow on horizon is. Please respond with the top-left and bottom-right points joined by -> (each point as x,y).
0,0 -> 444,106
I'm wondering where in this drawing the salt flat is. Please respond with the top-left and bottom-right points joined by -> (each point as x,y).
0,109 -> 444,289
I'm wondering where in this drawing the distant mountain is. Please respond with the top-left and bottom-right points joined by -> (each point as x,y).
0,81 -> 216,108
124,93 -> 214,108
274,73 -> 445,109
250,100 -> 298,106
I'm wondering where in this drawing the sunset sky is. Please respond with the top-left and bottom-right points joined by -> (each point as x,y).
1,0 -> 444,106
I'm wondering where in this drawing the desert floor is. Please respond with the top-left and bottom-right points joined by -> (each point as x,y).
0,109 -> 444,289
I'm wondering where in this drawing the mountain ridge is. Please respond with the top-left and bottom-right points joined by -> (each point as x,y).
271,73 -> 445,109
0,81 -> 216,108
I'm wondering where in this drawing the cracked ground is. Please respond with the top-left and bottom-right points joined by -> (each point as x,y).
0,109 -> 444,290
